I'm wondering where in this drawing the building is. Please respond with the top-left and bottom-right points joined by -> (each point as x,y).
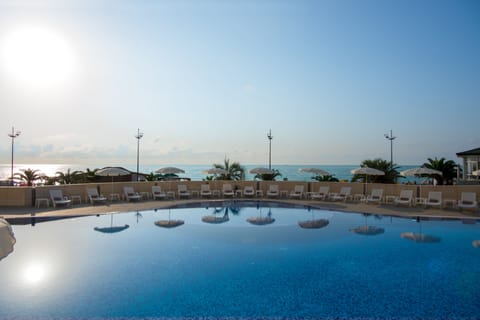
456,147 -> 480,181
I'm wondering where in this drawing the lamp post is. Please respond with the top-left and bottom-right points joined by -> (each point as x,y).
267,129 -> 273,170
384,129 -> 396,168
8,127 -> 21,186
134,128 -> 143,181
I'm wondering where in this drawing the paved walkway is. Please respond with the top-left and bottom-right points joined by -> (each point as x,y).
1,197 -> 478,222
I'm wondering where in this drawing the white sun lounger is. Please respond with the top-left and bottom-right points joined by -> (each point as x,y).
222,183 -> 235,197
86,188 -> 107,205
331,187 -> 351,202
152,186 -> 166,200
200,184 -> 212,198
394,190 -> 413,207
177,184 -> 191,199
458,192 -> 478,211
123,186 -> 142,202
310,186 -> 329,200
243,186 -> 255,197
366,188 -> 383,204
266,184 -> 279,198
49,189 -> 72,208
425,191 -> 442,208
289,185 -> 304,199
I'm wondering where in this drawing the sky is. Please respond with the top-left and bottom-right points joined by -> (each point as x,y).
0,0 -> 479,168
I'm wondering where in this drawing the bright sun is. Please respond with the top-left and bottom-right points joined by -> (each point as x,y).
1,25 -> 77,89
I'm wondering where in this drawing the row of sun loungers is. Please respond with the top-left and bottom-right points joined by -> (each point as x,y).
44,185 -> 478,212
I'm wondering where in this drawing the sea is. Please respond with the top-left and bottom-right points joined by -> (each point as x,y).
0,163 -> 420,183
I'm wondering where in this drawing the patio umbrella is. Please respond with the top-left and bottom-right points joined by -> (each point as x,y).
350,225 -> 385,235
0,218 -> 15,261
203,168 -> 228,175
400,232 -> 441,243
201,207 -> 230,224
401,167 -> 442,177
349,214 -> 385,235
298,218 -> 329,229
155,167 -> 185,175
299,168 -> 331,176
351,167 -> 384,194
247,208 -> 275,225
96,167 -> 131,198
94,214 -> 129,234
154,209 -> 184,228
400,218 -> 441,243
401,167 -> 443,197
298,207 -> 330,229
250,167 -> 275,175
351,167 -> 385,178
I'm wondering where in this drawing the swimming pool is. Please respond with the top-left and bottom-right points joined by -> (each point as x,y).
1,201 -> 479,319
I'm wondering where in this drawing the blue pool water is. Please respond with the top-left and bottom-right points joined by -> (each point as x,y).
1,201 -> 480,319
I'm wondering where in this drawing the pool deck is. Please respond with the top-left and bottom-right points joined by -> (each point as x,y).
1,197 -> 479,223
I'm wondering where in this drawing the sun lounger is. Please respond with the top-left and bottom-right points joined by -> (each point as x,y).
310,186 -> 329,200
366,188 -> 383,204
200,184 -> 212,198
266,184 -> 279,198
86,188 -> 107,205
289,185 -> 304,199
177,184 -> 191,199
222,183 -> 235,197
123,186 -> 142,202
394,190 -> 413,207
330,187 -> 351,202
152,186 -> 166,200
458,192 -> 478,211
49,189 -> 72,208
425,191 -> 442,208
243,186 -> 255,197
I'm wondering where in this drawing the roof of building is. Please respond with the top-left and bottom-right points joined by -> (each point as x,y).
457,147 -> 480,156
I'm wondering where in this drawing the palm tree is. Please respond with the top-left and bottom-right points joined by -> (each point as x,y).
144,172 -> 157,181
423,157 -> 457,185
351,158 -> 399,184
83,168 -> 100,183
13,168 -> 43,186
56,169 -> 83,184
313,175 -> 339,182
212,158 -> 245,180
253,169 -> 282,181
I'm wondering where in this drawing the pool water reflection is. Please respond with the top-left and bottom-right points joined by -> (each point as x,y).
1,202 -> 480,318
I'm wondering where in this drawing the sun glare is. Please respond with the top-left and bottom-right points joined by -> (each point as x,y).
1,26 -> 77,90
23,262 -> 48,285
